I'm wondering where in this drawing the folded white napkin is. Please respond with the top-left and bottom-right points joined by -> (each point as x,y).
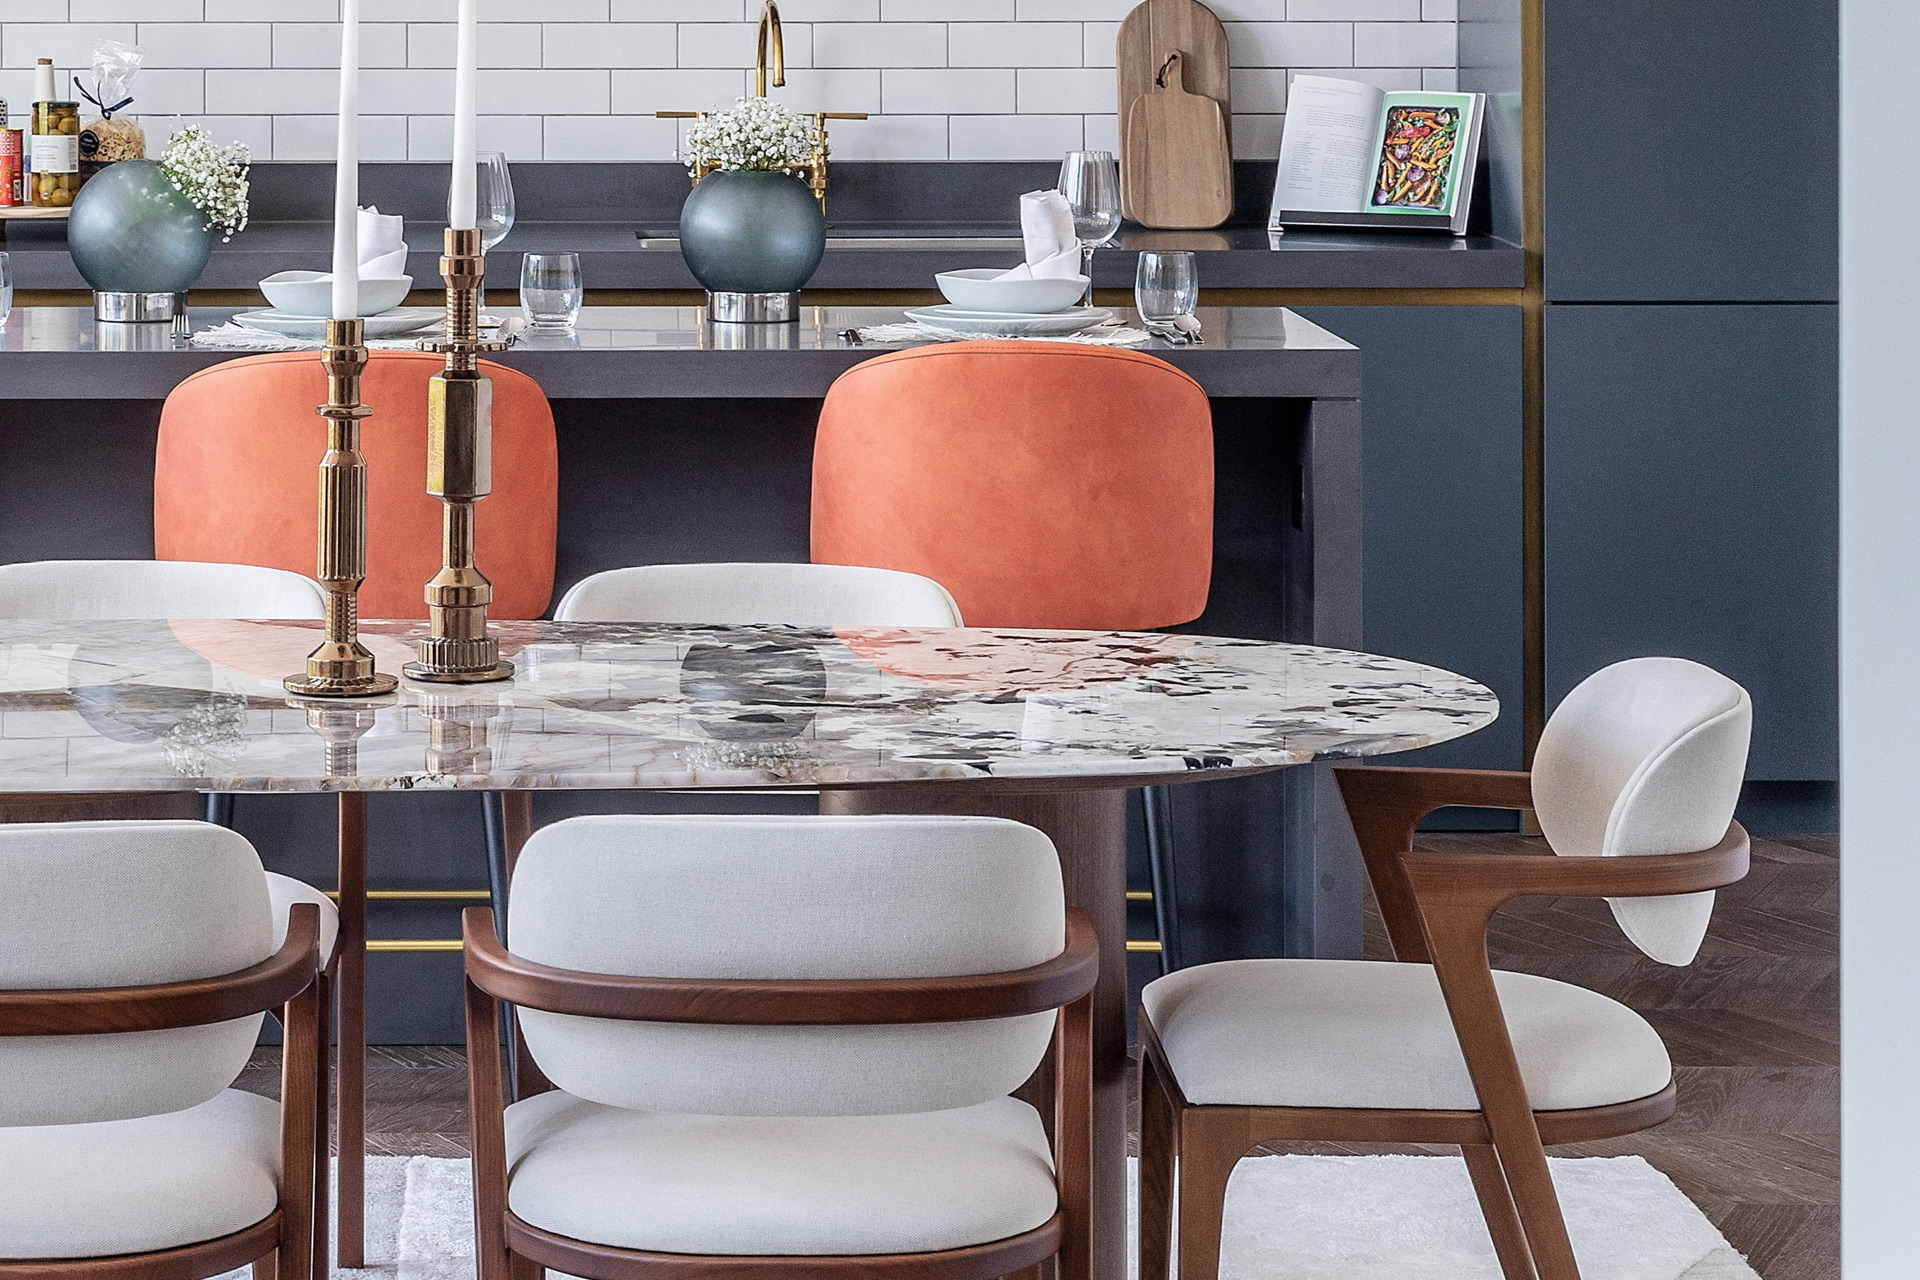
997,190 -> 1083,281
358,206 -> 405,262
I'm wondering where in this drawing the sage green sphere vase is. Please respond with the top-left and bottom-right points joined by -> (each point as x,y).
67,159 -> 215,295
679,169 -> 826,295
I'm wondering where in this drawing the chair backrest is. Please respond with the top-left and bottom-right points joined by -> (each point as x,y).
0,821 -> 273,1126
154,350 -> 559,620
0,559 -> 325,620
1532,657 -> 1752,964
811,342 -> 1214,630
553,562 -> 964,627
508,814 -> 1064,1117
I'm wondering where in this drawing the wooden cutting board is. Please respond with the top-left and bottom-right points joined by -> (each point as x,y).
1118,0 -> 1233,227
1124,52 -> 1233,229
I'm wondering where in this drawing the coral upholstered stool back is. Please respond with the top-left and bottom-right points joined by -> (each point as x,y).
810,342 -> 1214,630
154,351 -> 559,620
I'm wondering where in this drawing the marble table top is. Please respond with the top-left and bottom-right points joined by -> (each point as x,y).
0,620 -> 1497,794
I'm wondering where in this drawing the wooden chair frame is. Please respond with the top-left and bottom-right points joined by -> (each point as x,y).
463,905 -> 1099,1280
0,904 -> 325,1280
1136,766 -> 1751,1280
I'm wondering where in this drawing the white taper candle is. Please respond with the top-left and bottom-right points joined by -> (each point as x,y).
330,0 -> 360,320
449,0 -> 478,229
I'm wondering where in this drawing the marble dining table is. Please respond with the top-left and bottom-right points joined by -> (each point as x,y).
0,616 -> 1497,1278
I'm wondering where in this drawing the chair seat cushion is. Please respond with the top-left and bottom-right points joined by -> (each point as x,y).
1142,959 -> 1671,1112
0,1088 -> 280,1258
267,872 -> 339,965
504,1091 -> 1058,1256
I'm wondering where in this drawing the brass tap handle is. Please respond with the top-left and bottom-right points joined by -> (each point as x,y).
817,112 -> 869,120
654,110 -> 704,118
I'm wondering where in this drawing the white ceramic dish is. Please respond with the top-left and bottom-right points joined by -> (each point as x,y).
259,270 -> 413,319
903,305 -> 1114,337
934,268 -> 1089,314
234,308 -> 443,340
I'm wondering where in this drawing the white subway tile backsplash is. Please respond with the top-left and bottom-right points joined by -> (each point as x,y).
949,112 -> 1080,159
0,3 -> 1457,161
949,22 -> 1079,67
813,22 -> 944,68
164,115 -> 276,160
882,67 -> 1014,115
1015,67 -> 1113,115
1353,21 -> 1454,66
544,24 -> 676,70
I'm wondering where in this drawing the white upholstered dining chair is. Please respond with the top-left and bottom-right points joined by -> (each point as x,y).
0,820 -> 325,1280
462,813 -> 1096,1280
1136,657 -> 1754,1280
552,561 -> 963,627
0,559 -> 326,621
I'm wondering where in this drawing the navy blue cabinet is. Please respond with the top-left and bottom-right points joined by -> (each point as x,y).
1298,306 -> 1525,772
1544,304 -> 1837,779
1544,0 -> 1838,303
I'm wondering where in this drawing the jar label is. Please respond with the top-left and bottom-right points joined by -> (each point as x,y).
31,134 -> 78,174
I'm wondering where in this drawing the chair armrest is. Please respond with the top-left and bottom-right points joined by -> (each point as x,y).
463,906 -> 1099,1025
1332,765 -> 1534,820
1401,821 -> 1750,913
0,903 -> 322,1035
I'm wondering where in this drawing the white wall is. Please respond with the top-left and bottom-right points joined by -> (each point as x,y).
0,1 -> 1458,163
1840,0 -> 1920,1271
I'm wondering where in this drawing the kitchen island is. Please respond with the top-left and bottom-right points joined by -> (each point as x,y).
0,302 -> 1367,1041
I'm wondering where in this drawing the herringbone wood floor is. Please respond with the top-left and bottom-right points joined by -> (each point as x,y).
238,832 -> 1837,1280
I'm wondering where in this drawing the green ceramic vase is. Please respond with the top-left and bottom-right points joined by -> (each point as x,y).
66,159 -> 215,295
678,169 -> 826,295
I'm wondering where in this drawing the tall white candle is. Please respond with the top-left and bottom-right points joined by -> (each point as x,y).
330,0 -> 360,320
449,0 -> 477,230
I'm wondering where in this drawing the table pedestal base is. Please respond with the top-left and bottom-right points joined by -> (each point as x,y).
820,785 -> 1129,1280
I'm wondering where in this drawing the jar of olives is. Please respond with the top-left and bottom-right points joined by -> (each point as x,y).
31,99 -> 81,207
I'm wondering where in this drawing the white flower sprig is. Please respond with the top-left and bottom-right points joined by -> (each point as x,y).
684,97 -> 815,174
160,123 -> 251,241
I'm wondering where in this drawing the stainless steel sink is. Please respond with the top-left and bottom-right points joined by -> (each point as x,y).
637,235 -> 1024,250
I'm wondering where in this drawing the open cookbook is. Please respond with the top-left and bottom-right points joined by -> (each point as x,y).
1268,76 -> 1486,234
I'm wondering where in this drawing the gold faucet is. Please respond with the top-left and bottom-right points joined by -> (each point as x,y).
755,1 -> 785,99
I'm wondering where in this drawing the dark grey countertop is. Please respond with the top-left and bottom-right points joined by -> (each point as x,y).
2,218 -> 1522,293
0,304 -> 1359,401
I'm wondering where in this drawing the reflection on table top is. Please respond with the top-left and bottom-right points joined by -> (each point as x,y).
0,620 -> 1496,794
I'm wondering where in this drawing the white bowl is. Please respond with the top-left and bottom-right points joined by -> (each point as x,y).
935,268 -> 1089,314
259,270 -> 413,318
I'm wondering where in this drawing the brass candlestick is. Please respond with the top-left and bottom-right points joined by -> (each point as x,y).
405,226 -> 513,685
285,318 -> 400,699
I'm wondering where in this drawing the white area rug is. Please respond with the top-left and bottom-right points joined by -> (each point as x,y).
218,1153 -> 1758,1280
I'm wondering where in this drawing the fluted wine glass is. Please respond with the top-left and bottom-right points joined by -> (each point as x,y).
1059,150 -> 1121,305
449,152 -> 515,318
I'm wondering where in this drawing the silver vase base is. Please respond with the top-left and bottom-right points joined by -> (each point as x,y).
95,291 -> 189,322
708,291 -> 800,323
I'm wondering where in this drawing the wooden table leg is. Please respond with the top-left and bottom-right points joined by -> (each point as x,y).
820,787 -> 1128,1280
335,792 -> 368,1269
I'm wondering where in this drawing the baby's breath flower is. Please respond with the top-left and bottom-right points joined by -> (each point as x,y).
159,122 -> 251,241
685,98 -> 815,175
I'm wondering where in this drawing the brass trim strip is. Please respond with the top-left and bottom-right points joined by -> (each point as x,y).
1126,890 -> 1154,901
323,889 -> 494,901
1126,940 -> 1164,954
367,939 -> 466,953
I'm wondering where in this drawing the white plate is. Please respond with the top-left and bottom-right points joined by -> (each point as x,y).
233,308 -> 444,340
902,305 -> 1114,337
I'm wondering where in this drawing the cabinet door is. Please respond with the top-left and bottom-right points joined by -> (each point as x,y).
1298,306 -> 1524,772
1544,0 -> 1838,303
1545,303 -> 1837,779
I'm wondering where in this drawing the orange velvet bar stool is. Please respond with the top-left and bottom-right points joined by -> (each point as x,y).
812,341 -> 1215,969
154,349 -> 558,621
153,349 -> 558,1269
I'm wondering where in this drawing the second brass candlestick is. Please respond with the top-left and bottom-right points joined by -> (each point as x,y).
406,226 -> 513,684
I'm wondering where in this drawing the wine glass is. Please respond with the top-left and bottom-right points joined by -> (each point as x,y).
449,152 -> 515,317
1058,150 -> 1121,304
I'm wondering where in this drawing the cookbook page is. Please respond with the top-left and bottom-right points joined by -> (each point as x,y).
1364,91 -> 1480,218
1270,76 -> 1386,216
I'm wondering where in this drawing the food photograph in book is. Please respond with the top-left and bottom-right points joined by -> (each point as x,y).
1369,104 -> 1462,214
